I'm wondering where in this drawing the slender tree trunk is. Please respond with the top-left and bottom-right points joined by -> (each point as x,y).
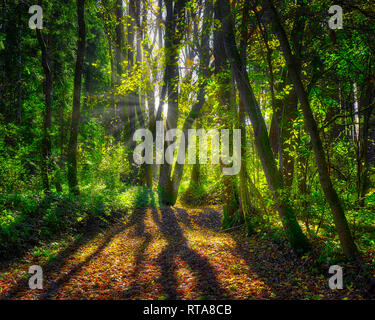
256,4 -> 304,187
155,0 -> 167,125
126,0 -> 137,145
145,88 -> 155,187
56,95 -> 66,192
135,0 -> 144,130
359,83 -> 375,206
262,0 -> 358,259
237,1 -> 260,232
67,0 -> 86,195
0,0 -> 5,109
16,4 -> 22,123
165,0 -> 212,204
213,1 -> 241,228
168,89 -> 206,204
158,0 -> 186,205
218,0 -> 309,253
36,27 -> 52,194
280,86 -> 299,187
239,100 -> 259,233
114,0 -> 129,139
34,2 -> 62,194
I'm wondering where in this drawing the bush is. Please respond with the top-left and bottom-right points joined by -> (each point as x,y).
0,192 -> 122,259
180,180 -> 224,206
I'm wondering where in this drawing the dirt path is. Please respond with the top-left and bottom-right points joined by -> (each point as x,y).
0,207 -> 365,299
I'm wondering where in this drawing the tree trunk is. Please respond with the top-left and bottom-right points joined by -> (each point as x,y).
158,0 -> 186,205
262,0 -> 358,259
255,4 -> 304,187
16,4 -> 22,123
166,0 -> 212,205
359,83 -> 375,205
36,27 -> 52,194
114,0 -> 130,140
0,0 -> 4,107
67,0 -> 86,195
218,0 -> 309,253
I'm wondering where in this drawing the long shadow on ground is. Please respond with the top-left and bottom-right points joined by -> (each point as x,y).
1,208 -> 143,299
121,208 -> 153,298
151,207 -> 230,299
2,206 -> 367,300
180,208 -> 367,299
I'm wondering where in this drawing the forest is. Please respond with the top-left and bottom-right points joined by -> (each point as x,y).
0,0 -> 374,300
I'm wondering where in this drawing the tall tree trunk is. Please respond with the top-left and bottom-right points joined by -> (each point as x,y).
237,0 -> 260,232
239,100 -> 260,233
218,0 -> 309,253
145,88 -> 155,187
67,0 -> 86,195
256,3 -> 304,187
56,95 -> 66,192
135,0 -> 144,129
0,0 -> 5,110
126,0 -> 137,146
158,0 -> 186,205
114,0 -> 129,139
359,82 -> 375,205
279,84 -> 299,187
213,1 -> 241,228
168,89 -> 206,204
262,0 -> 358,259
16,3 -> 22,123
167,0 -> 212,205
36,26 -> 52,194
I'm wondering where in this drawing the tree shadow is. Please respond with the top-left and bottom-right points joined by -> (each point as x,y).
175,207 -> 287,299
174,207 -> 222,231
121,207 -> 153,298
0,207 -> 144,300
174,208 -> 193,229
1,186 -> 162,300
226,226 -> 369,299
38,224 -> 127,300
152,207 -> 230,299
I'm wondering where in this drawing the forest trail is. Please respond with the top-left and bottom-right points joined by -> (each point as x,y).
0,207 -> 363,300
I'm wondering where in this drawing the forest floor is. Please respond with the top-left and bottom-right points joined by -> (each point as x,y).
0,206 -> 371,300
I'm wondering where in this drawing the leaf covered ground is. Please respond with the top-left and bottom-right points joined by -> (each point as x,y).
0,207 -> 372,300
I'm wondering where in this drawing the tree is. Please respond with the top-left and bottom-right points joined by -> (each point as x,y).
168,0 -> 213,205
36,24 -> 52,194
217,0 -> 309,253
36,0 -> 64,194
158,0 -> 187,205
262,0 -> 358,259
67,0 -> 86,195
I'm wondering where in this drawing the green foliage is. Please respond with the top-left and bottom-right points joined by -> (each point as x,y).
180,182 -> 210,206
0,185 -> 163,259
179,166 -> 225,206
0,0 -> 374,277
